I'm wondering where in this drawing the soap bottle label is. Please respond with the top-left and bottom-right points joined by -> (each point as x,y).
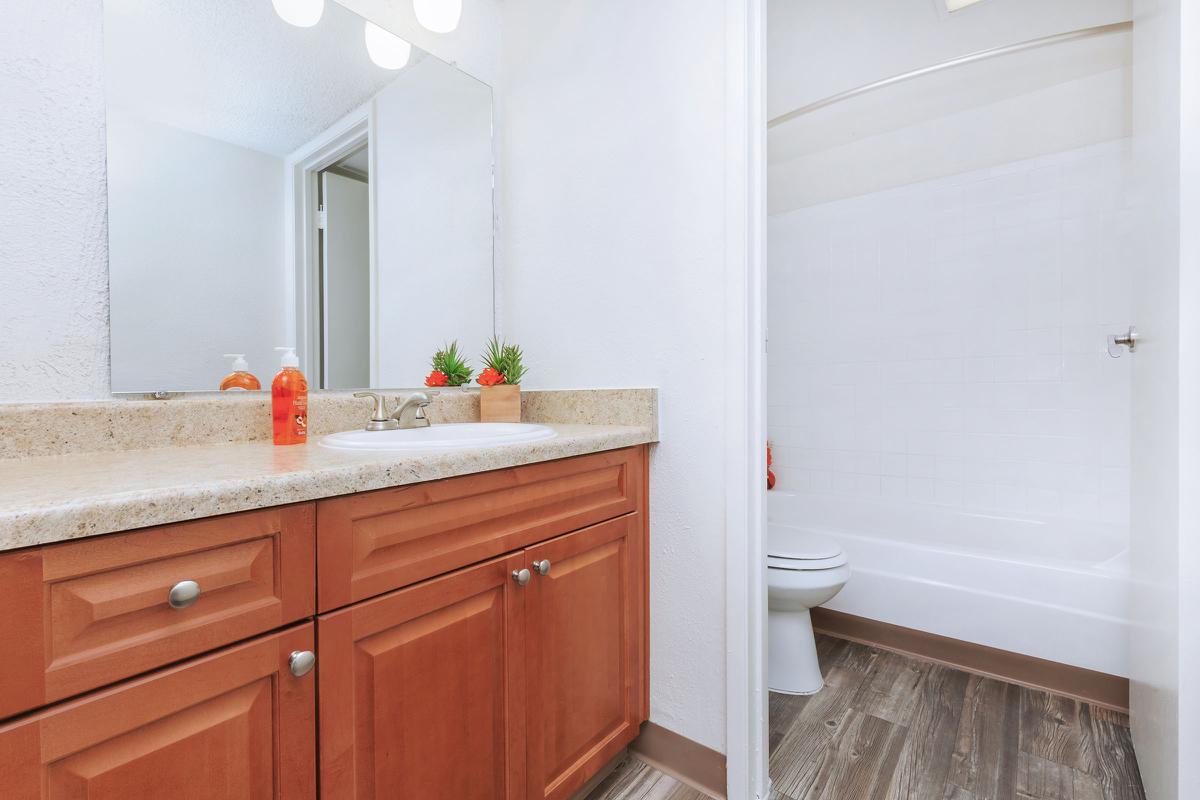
292,396 -> 308,440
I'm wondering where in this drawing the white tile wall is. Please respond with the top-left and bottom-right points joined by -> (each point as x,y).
768,140 -> 1133,525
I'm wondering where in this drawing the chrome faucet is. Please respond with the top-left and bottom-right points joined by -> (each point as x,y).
354,391 -> 432,431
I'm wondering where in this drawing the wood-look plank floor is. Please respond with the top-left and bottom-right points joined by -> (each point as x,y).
588,636 -> 1147,800
771,636 -> 1145,800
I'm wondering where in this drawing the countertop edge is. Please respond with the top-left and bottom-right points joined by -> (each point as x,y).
0,425 -> 656,553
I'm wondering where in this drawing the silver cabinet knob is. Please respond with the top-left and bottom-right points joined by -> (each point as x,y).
167,580 -> 201,609
289,650 -> 316,677
532,559 -> 552,576
512,568 -> 531,587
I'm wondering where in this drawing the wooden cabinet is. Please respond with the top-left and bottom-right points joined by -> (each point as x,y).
317,510 -> 647,800
0,504 -> 316,719
525,515 -> 646,800
0,623 -> 317,800
318,554 -> 527,800
0,447 -> 649,800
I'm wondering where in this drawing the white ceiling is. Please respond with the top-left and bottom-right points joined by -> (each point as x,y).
768,0 -> 1132,120
103,0 -> 426,155
336,145 -> 370,176
768,26 -> 1131,165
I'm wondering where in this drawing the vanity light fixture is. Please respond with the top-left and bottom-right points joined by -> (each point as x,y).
364,21 -> 412,69
271,0 -> 324,27
413,0 -> 463,33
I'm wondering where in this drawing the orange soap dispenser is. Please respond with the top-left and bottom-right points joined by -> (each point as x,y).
219,354 -> 261,391
271,347 -> 308,446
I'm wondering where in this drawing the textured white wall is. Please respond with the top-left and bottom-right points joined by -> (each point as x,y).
500,0 -> 731,752
0,0 -> 110,402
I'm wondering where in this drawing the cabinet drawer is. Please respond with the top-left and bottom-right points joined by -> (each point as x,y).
0,504 -> 316,719
0,623 -> 316,800
317,446 -> 644,610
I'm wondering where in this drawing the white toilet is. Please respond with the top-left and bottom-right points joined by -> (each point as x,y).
767,527 -> 850,695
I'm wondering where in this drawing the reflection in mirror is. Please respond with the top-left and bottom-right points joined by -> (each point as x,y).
104,0 -> 494,393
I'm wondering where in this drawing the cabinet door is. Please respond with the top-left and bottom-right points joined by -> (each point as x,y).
524,514 -> 646,800
319,554 -> 527,800
0,623 -> 317,800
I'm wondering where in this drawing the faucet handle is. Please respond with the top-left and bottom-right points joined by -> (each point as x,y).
353,391 -> 389,422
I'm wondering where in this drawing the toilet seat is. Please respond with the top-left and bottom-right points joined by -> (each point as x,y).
768,528 -> 848,570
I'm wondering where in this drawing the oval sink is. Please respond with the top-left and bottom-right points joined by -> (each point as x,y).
319,423 -> 557,452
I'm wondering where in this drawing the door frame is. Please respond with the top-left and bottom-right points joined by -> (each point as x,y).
285,103 -> 379,386
724,0 -> 769,797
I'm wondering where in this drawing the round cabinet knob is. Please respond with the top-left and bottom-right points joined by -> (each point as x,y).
532,559 -> 552,576
289,650 -> 316,678
167,580 -> 201,609
512,568 -> 531,587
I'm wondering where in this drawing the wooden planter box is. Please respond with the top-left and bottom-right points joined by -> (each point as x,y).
480,385 -> 521,422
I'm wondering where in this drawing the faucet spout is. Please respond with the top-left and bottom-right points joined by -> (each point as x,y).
390,392 -> 432,429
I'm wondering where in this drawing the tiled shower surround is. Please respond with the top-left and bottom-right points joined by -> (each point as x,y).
768,140 -> 1132,525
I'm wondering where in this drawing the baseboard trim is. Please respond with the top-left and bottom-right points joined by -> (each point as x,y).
811,608 -> 1130,712
569,749 -> 629,800
629,722 -> 727,799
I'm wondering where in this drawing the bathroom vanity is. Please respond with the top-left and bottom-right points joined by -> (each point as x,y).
0,441 -> 650,799
0,0 -> 660,792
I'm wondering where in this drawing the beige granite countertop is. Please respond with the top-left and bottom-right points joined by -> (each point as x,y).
0,423 -> 655,552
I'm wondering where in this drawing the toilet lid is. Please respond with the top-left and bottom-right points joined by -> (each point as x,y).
768,529 -> 844,561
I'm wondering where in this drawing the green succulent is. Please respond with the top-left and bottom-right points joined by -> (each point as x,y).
431,341 -> 474,386
481,336 -> 528,386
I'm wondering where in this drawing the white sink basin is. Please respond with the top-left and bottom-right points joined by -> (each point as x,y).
319,422 -> 557,452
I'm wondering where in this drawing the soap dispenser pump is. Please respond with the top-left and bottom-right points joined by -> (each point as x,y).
271,347 -> 308,446
219,354 -> 261,391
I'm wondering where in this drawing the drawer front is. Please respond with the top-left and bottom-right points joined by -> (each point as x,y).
0,504 -> 316,719
0,623 -> 316,800
317,446 -> 645,611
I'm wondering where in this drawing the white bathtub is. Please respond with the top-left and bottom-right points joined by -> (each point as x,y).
769,492 -> 1131,677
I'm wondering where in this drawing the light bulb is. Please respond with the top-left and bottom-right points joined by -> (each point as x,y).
364,21 -> 412,70
413,0 -> 462,33
271,0 -> 324,27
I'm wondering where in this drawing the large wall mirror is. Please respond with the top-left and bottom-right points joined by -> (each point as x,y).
104,0 -> 494,393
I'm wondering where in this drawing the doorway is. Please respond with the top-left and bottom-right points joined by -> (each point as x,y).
318,147 -> 370,389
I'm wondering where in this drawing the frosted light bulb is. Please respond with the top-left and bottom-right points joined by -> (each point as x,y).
364,21 -> 412,70
413,0 -> 462,33
271,0 -> 324,27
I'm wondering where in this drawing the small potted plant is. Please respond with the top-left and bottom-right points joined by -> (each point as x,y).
477,336 -> 527,422
424,341 -> 474,388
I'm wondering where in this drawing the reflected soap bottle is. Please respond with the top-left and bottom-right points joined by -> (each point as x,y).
219,354 -> 262,391
271,347 -> 308,446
